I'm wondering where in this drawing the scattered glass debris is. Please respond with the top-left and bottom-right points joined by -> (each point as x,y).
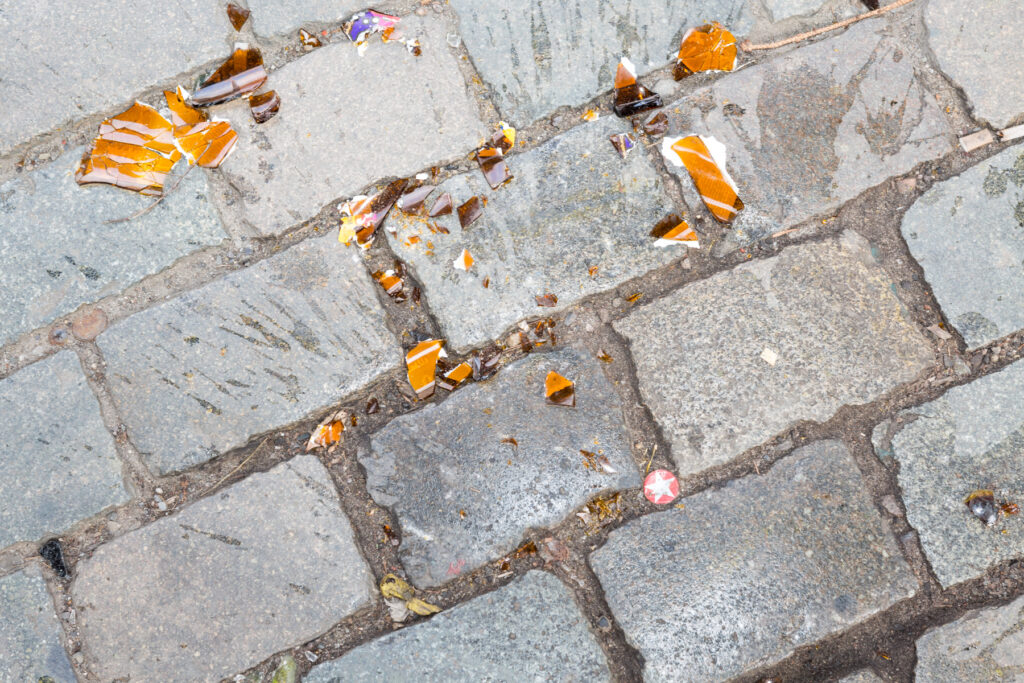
661,135 -> 743,222
482,277 -> 490,288
577,493 -> 622,530
380,573 -> 440,616
535,293 -> 558,307
582,109 -> 599,122
366,397 -> 380,414
428,192 -> 453,217
164,87 -> 239,167
191,44 -> 268,106
306,410 -> 346,451
457,196 -> 483,228
397,185 -> 435,214
443,362 -> 472,387
637,111 -> 669,137
492,121 -> 516,152
248,90 -> 281,124
513,540 -> 538,558
965,490 -> 997,526
581,450 -> 618,474
372,269 -> 404,298
674,22 -> 737,80
298,28 -> 322,48
545,371 -> 575,407
453,248 -> 474,271
339,178 -> 409,248
39,539 -> 69,578
470,345 -> 502,381
613,57 -> 663,118
1001,501 -> 1020,516
650,214 -> 698,248
644,469 -> 680,504
406,339 -> 444,399
344,9 -> 402,55
226,3 -> 251,30
609,133 -> 636,159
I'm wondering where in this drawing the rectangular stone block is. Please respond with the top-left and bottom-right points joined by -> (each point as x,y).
387,116 -> 677,351
664,19 -> 953,244
591,441 -> 916,681
915,593 -> 1024,681
614,232 -> 932,476
360,347 -> 640,588
901,146 -> 1024,348
873,359 -> 1024,587
0,148 -> 226,345
215,16 -> 487,236
305,571 -> 610,682
247,0 -> 364,37
0,351 -> 128,550
98,233 -> 400,474
0,1 -> 227,154
72,456 -> 374,682
450,0 -> 752,124
0,566 -> 75,683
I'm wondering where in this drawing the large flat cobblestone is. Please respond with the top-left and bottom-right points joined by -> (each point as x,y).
0,351 -> 128,550
615,232 -> 932,476
388,116 -> 676,351
247,0 -> 364,37
915,593 -> 1024,681
305,571 -> 610,682
664,19 -> 953,244
874,359 -> 1024,587
591,441 -> 915,681
72,456 -> 373,682
901,145 -> 1024,348
0,566 -> 75,683
215,16 -> 486,237
360,347 -> 640,588
98,234 -> 399,474
0,148 -> 226,345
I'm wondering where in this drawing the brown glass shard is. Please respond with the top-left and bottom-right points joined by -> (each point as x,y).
609,133 -> 636,159
661,135 -> 743,223
428,192 -> 453,217
475,146 -> 513,189
226,3 -> 250,30
397,185 -> 435,214
651,213 -> 699,248
366,397 -> 380,414
613,57 -> 663,118
339,178 -> 409,248
674,22 -> 737,80
299,28 -> 323,48
191,45 -> 268,107
164,88 -> 238,167
372,269 -> 404,298
597,350 -> 613,363
406,339 -> 444,399
501,437 -> 518,448
545,371 -> 575,407
248,90 -> 280,123
482,277 -> 490,288
640,111 -> 669,137
1001,501 -> 1020,516
965,490 -> 997,526
457,196 -> 483,228
535,293 -> 557,307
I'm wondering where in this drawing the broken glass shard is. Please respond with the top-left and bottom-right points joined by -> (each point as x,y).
674,22 -> 737,80
609,133 -> 635,159
366,397 -> 380,414
491,121 -> 516,152
397,185 -> 435,214
226,3 -> 250,30
406,339 -> 444,399
651,214 -> 699,248
164,87 -> 238,167
535,293 -> 557,307
475,145 -> 514,189
453,248 -> 474,271
444,362 -> 472,386
613,57 -> 663,118
965,490 -> 997,526
372,269 -> 404,297
482,277 -> 490,288
344,9 -> 401,45
339,178 -> 409,248
457,196 -> 483,228
545,371 -> 575,407
639,111 -> 669,137
428,192 -> 453,217
582,109 -> 599,122
661,135 -> 743,222
299,28 -> 323,48
248,90 -> 280,124
306,411 -> 345,451
191,45 -> 268,106
597,350 -> 613,363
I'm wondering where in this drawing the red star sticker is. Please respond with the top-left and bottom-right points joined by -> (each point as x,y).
644,469 -> 679,504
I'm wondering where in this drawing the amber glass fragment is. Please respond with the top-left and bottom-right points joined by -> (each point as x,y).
626,292 -> 642,303
406,339 -> 443,399
501,437 -> 518,448
965,490 -> 997,525
661,135 -> 743,222
612,57 -> 663,118
453,249 -> 474,271
1001,502 -> 1020,516
191,45 -> 268,106
535,294 -> 557,307
674,22 -> 737,80
397,185 -> 434,214
475,146 -> 514,189
444,362 -> 472,385
366,397 -> 380,414
226,3 -> 250,30
545,371 -> 575,407
641,111 -> 669,137
457,196 -> 483,228
299,28 -> 322,48
597,350 -> 613,363
428,192 -> 453,217
491,121 -> 516,152
513,541 -> 537,558
249,90 -> 280,123
651,213 -> 699,248
609,133 -> 635,159
164,88 -> 238,168
372,269 -> 404,297
482,277 -> 490,288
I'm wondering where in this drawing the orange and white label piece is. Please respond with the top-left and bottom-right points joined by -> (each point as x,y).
406,339 -> 444,399
661,135 -> 743,222
453,248 -> 474,271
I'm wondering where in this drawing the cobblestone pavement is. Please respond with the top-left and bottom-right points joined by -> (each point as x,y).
1,0 -> 1022,681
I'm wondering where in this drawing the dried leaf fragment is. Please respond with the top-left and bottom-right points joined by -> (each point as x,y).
609,133 -> 636,159
298,28 -> 322,48
613,57 -> 663,118
226,3 -> 251,30
191,44 -> 268,106
406,339 -> 444,399
650,214 -> 699,248
453,248 -> 474,271
661,135 -> 743,222
674,22 -> 737,79
379,573 -> 440,616
535,293 -> 558,307
545,371 -> 575,407
457,196 -> 483,228
965,489 -> 997,526
248,90 -> 281,124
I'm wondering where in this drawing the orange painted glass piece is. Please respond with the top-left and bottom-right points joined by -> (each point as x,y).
545,371 -> 575,407
226,3 -> 250,30
372,270 -> 404,296
249,90 -> 281,123
312,420 -> 344,448
163,88 -> 238,168
444,362 -> 472,385
612,58 -> 662,117
650,214 -> 699,246
675,22 -> 737,79
667,136 -> 743,222
406,339 -> 444,399
191,46 -> 268,106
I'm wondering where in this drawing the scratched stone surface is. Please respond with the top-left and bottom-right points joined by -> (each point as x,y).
915,593 -> 1024,681
0,566 -> 75,683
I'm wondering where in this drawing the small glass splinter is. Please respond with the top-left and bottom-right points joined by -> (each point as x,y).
248,90 -> 280,124
613,57 -> 663,118
609,133 -> 635,159
226,3 -> 250,30
191,45 -> 268,106
545,371 -> 575,407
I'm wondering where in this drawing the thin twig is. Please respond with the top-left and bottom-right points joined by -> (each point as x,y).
104,163 -> 197,224
204,436 -> 271,494
740,0 -> 916,52
645,444 -> 657,473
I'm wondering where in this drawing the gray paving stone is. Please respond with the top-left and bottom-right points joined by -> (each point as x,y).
247,0 -> 364,37
0,147 -> 226,345
615,232 -> 932,476
72,455 -> 373,682
765,0 -> 828,19
98,233 -> 399,474
925,0 -> 1024,129
901,146 -> 1024,348
839,672 -> 884,683
305,570 -> 610,682
915,593 -> 1024,682
0,351 -> 128,550
360,347 -> 640,588
387,116 -> 676,352
215,16 -> 486,237
0,566 -> 75,683
664,19 -> 953,244
0,1 -> 228,155
591,440 -> 916,682
873,359 -> 1024,588
450,0 -> 752,125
